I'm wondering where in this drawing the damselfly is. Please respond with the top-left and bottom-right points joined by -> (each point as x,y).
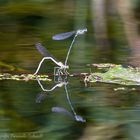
34,28 -> 87,75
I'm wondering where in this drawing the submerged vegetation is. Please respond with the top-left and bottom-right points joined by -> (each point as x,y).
1,63 -> 140,86
86,63 -> 140,85
1,1 -> 140,139
0,73 -> 51,81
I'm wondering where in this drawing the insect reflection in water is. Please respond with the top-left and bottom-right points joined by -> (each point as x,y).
36,75 -> 86,123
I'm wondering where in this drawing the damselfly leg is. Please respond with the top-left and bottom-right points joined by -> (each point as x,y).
54,66 -> 69,76
54,66 -> 69,82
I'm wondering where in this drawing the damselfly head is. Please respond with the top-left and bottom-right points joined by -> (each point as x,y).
76,28 -> 87,35
75,115 -> 86,122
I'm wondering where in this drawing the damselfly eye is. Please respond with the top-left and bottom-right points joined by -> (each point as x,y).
77,28 -> 87,35
75,115 -> 86,122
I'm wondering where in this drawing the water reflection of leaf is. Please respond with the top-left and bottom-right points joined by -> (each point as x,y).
36,92 -> 47,103
87,64 -> 140,85
0,73 -> 50,81
0,61 -> 28,72
0,61 -> 16,71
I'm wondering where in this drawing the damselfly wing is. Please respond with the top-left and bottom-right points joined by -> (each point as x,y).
35,43 -> 58,62
36,92 -> 46,103
52,106 -> 86,122
52,31 -> 75,40
52,106 -> 73,117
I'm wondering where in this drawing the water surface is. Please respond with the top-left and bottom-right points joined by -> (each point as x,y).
0,1 -> 140,139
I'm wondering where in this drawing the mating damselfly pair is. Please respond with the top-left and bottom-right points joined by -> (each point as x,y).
34,28 -> 87,76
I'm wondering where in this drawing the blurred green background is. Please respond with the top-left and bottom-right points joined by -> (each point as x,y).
1,0 -> 140,140
1,0 -> 138,73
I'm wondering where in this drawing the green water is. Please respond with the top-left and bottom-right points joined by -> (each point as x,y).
1,78 -> 140,139
0,0 -> 140,140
